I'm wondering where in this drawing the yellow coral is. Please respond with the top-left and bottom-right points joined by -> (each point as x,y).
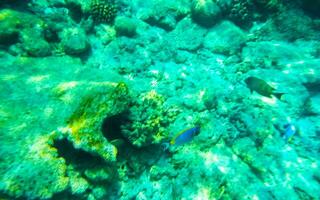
0,9 -> 12,21
143,90 -> 158,100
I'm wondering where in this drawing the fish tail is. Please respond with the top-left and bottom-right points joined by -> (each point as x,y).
161,142 -> 170,151
273,92 -> 285,100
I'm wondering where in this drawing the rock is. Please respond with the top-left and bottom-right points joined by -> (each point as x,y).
60,27 -> 89,55
204,20 -> 247,55
191,0 -> 222,27
241,41 -> 313,68
23,38 -> 51,57
137,0 -> 190,31
0,9 -> 45,46
94,24 -> 116,45
273,9 -> 317,41
303,94 -> 320,115
0,9 -> 20,45
167,18 -> 207,51
20,29 -> 51,57
115,16 -> 137,37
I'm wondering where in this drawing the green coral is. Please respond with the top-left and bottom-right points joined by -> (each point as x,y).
121,90 -> 179,147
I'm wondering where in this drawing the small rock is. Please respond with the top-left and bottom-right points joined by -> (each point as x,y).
60,27 -> 89,55
24,39 -> 51,57
20,29 -> 51,57
191,0 -> 222,27
167,18 -> 207,51
115,16 -> 137,37
304,94 -> 320,115
204,20 -> 247,55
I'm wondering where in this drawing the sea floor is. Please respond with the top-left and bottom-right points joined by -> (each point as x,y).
0,0 -> 320,199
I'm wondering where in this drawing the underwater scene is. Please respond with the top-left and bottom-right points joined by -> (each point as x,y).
0,0 -> 320,199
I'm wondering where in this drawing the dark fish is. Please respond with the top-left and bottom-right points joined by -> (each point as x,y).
245,76 -> 284,99
170,126 -> 200,145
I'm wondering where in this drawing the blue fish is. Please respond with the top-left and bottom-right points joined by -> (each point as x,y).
283,124 -> 296,142
170,126 -> 200,145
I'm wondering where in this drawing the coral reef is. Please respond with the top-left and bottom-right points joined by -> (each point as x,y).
1,0 -> 320,199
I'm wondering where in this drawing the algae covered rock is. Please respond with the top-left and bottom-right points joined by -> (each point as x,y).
0,9 -> 21,45
0,9 -> 46,46
137,0 -> 190,31
303,94 -> 320,115
0,135 -> 69,200
168,18 -> 207,51
204,20 -> 247,55
272,9 -> 317,41
20,29 -> 51,57
60,27 -> 90,55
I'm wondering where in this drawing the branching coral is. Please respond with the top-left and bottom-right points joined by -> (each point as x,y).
121,90 -> 180,147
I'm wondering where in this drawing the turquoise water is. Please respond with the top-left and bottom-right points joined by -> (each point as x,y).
0,0 -> 320,199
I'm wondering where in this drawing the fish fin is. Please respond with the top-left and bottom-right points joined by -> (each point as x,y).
110,139 -> 125,147
171,128 -> 191,143
273,92 -> 285,100
161,142 -> 170,151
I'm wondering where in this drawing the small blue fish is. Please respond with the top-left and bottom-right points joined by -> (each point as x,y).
283,123 -> 296,142
170,126 -> 200,145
